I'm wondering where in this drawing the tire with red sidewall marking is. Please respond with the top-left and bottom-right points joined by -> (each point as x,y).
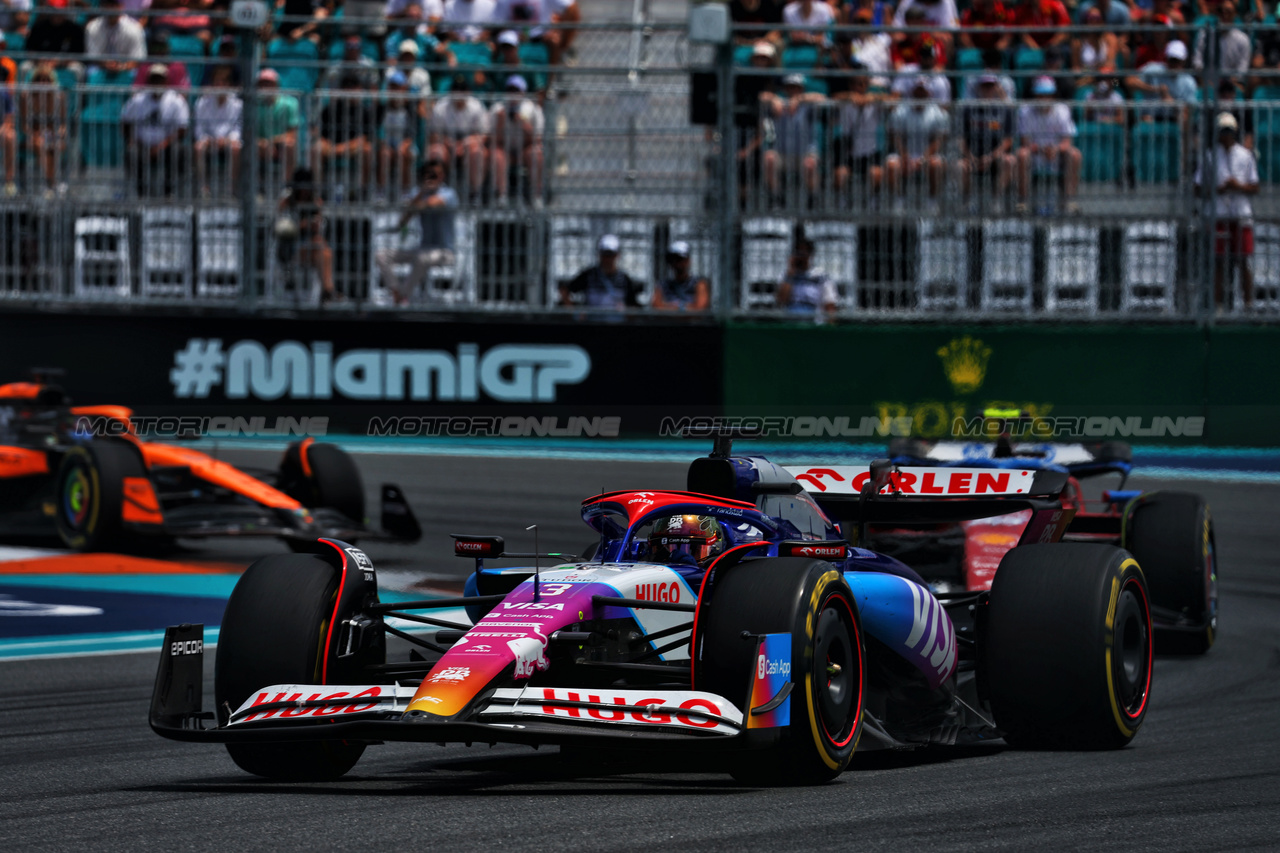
215,553 -> 378,780
1123,491 -> 1217,655
54,441 -> 146,551
695,557 -> 864,785
985,543 -> 1152,749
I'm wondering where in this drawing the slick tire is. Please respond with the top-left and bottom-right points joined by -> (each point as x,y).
54,441 -> 147,552
215,553 -> 372,781
1123,491 -> 1217,655
695,558 -> 864,786
279,441 -> 366,551
985,544 -> 1152,750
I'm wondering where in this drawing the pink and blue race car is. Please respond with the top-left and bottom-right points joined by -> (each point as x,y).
151,440 -> 1154,785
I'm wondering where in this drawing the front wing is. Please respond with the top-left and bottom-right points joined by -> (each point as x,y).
151,626 -> 767,750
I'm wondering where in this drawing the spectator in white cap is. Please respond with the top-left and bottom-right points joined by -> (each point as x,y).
653,241 -> 710,311
560,234 -> 643,309
1126,39 -> 1197,123
1016,75 -> 1081,213
387,39 -> 434,92
762,73 -> 823,205
1196,112 -> 1259,311
491,73 -> 544,203
121,63 -> 189,197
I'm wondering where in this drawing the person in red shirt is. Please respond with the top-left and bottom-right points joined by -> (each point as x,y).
891,8 -> 948,67
1011,0 -> 1070,50
960,0 -> 1012,52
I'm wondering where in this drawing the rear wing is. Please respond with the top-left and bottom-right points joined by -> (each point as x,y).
782,462 -> 1072,533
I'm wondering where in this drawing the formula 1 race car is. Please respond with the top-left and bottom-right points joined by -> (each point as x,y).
860,426 -> 1216,655
0,378 -> 420,551
151,440 -> 1153,785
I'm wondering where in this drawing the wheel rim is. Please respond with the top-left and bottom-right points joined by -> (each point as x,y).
62,465 -> 92,530
1113,578 -> 1152,720
813,595 -> 861,748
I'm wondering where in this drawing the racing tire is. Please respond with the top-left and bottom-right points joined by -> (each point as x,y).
279,441 -> 366,551
54,441 -> 147,551
215,553 -> 374,781
695,558 -> 864,785
1123,492 -> 1217,655
985,544 -> 1152,750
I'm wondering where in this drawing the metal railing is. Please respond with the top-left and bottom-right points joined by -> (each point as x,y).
0,13 -> 1277,318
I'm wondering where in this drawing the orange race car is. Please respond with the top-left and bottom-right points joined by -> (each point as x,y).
0,376 -> 420,552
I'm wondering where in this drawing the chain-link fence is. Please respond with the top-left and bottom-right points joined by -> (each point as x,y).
0,11 -> 1277,318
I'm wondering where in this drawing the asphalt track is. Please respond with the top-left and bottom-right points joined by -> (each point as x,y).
2,450 -> 1279,852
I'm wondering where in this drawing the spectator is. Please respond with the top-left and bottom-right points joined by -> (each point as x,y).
16,65 -> 68,197
885,77 -> 948,203
212,35 -> 241,85
386,0 -> 442,26
1138,0 -> 1185,28
962,46 -> 1016,99
194,63 -> 242,198
782,0 -> 837,46
734,41 -> 777,205
85,0 -> 147,74
1075,0 -> 1131,25
559,234 -> 643,309
1216,79 -> 1254,150
1071,8 -> 1121,88
1196,113 -> 1259,311
958,75 -> 1016,205
314,73 -> 380,197
653,241 -> 711,311
379,71 -> 420,197
1126,39 -> 1198,121
776,238 -> 837,313
762,73 -> 823,205
490,74 -> 543,203
730,0 -> 787,43
121,63 -> 189,197
1131,14 -> 1176,70
255,68 -> 300,187
375,158 -> 459,305
323,34 -> 379,91
493,28 -> 540,92
959,0 -> 1012,52
442,0 -> 498,43
1081,78 -> 1127,125
132,31 -> 190,90
890,9 -> 947,71
277,166 -> 338,302
892,40 -> 950,102
893,0 -> 959,30
0,0 -> 28,37
838,0 -> 895,26
429,75 -> 491,201
390,39 -> 438,93
273,0 -> 331,42
151,0 -> 215,43
1195,0 -> 1252,75
830,63 -> 886,199
24,0 -> 85,59
1017,75 -> 1081,213
490,0 -> 579,64
848,8 -> 893,83
1253,5 -> 1280,82
1011,0 -> 1070,53
266,23 -> 322,94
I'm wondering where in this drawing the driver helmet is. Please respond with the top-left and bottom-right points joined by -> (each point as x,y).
649,514 -> 725,566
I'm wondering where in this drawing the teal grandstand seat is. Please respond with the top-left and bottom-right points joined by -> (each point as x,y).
1132,121 -> 1180,184
1014,48 -> 1045,96
516,41 -> 550,91
81,68 -> 134,169
782,45 -> 819,70
1077,121 -> 1124,182
3,30 -> 24,52
168,33 -> 208,85
734,44 -> 755,65
956,48 -> 984,73
1255,90 -> 1280,182
268,36 -> 320,93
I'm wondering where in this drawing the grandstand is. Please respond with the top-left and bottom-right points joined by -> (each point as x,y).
0,0 -> 1275,315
